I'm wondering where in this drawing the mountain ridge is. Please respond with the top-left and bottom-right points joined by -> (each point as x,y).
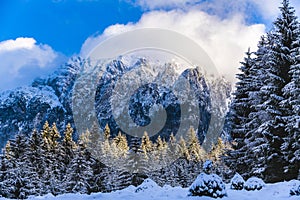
0,57 -> 231,149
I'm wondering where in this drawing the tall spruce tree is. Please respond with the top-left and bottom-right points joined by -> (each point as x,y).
125,137 -> 148,186
229,49 -> 255,146
255,0 -> 299,182
227,0 -> 300,182
178,136 -> 190,160
113,131 -> 129,158
187,127 -> 206,162
41,121 -> 51,151
41,122 -> 65,195
62,123 -> 77,166
141,131 -> 153,159
28,129 -> 45,179
225,47 -> 263,175
64,149 -> 93,194
281,56 -> 300,179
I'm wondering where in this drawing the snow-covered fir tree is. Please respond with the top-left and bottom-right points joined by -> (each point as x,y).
227,0 -> 300,182
62,123 -> 77,166
229,49 -> 255,146
281,53 -> 300,179
187,127 -> 206,162
141,131 -> 153,159
64,149 -> 93,194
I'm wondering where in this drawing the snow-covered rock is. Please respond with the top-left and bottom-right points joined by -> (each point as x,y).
290,182 -> 300,196
244,177 -> 265,191
135,179 -> 159,193
95,58 -> 214,142
0,86 -> 66,147
188,172 -> 227,198
230,173 -> 245,190
0,57 -> 82,148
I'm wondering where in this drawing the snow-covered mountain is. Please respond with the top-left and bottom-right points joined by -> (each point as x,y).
0,57 -> 231,148
0,57 -> 82,148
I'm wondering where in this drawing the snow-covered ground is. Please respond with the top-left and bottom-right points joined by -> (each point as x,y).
0,179 -> 297,200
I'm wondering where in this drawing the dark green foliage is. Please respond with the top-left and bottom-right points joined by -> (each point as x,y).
226,0 -> 300,182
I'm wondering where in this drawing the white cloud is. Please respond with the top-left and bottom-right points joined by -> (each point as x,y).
0,37 -> 65,91
250,0 -> 300,20
81,9 -> 265,82
0,38 -> 37,52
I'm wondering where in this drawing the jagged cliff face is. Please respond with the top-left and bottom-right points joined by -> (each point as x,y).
0,58 -> 83,148
0,87 -> 64,143
0,57 -> 231,148
94,58 -> 211,142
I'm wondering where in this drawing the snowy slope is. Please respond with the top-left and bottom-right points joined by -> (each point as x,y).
8,179 -> 298,200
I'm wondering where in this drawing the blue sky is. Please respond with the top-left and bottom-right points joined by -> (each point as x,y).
0,0 -> 143,56
0,0 -> 299,90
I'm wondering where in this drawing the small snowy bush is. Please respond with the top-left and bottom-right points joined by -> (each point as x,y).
188,173 -> 227,198
135,179 -> 159,193
244,177 -> 265,191
290,183 -> 300,196
230,173 -> 245,190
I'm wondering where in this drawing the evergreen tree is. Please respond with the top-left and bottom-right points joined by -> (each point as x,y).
104,123 -> 110,140
49,123 -> 61,150
226,39 -> 269,175
281,57 -> 300,179
0,155 -> 12,197
226,36 -> 270,178
0,135 -> 41,198
229,49 -> 255,145
167,133 -> 180,162
245,36 -> 270,133
0,142 -> 19,198
41,121 -> 51,151
187,127 -> 206,162
62,123 -> 77,165
101,124 -> 112,165
227,0 -> 300,182
125,137 -> 148,186
168,133 -> 178,153
141,131 -> 153,158
153,136 -> 168,168
42,123 -> 65,195
85,122 -> 102,159
178,136 -> 190,160
10,134 -> 28,160
78,129 -> 91,148
64,149 -> 93,194
209,138 -> 226,162
28,129 -> 46,178
4,141 -> 12,160
125,137 -> 147,174
113,131 -> 129,158
253,0 -> 300,182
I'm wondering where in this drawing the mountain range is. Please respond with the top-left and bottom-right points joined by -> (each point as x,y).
0,57 -> 231,149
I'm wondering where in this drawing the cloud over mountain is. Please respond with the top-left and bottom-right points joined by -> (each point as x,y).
81,9 -> 265,82
0,37 -> 66,91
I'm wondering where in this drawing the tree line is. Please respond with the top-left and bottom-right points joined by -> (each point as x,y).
0,121 -> 228,199
226,0 -> 300,182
